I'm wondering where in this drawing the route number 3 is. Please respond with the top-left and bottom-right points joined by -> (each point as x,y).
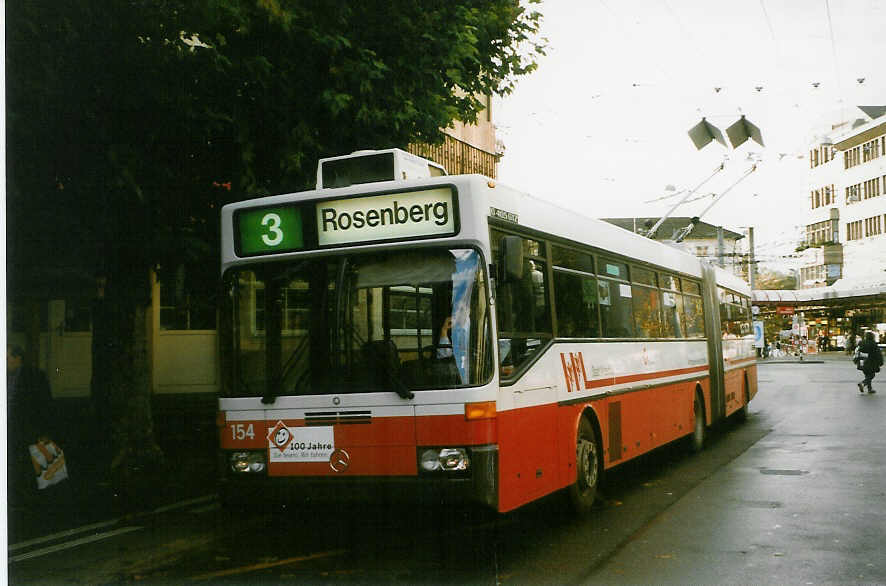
230,423 -> 256,441
261,213 -> 283,246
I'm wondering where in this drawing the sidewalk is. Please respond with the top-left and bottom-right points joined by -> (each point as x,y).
757,349 -> 852,365
7,397 -> 217,546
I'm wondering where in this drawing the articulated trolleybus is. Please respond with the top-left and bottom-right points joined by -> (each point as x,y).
218,148 -> 757,513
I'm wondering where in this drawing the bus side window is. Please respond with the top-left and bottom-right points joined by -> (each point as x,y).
493,232 -> 552,377
598,278 -> 634,338
554,271 -> 599,338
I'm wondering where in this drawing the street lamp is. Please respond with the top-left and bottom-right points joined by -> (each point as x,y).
688,118 -> 727,150
726,115 -> 765,148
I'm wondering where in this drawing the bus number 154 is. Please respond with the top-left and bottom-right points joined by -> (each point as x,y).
230,423 -> 256,441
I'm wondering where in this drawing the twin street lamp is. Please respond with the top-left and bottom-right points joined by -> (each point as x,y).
646,113 -> 765,241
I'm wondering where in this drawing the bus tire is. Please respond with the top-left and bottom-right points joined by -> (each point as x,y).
569,417 -> 601,515
689,392 -> 705,453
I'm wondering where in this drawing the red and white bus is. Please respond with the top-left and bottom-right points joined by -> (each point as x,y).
217,148 -> 757,513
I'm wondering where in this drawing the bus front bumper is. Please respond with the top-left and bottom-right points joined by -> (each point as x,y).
219,444 -> 498,511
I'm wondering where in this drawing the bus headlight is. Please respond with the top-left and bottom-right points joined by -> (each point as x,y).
229,451 -> 266,473
419,448 -> 470,473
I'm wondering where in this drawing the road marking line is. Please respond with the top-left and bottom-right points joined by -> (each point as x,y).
152,493 -> 216,514
9,526 -> 144,563
9,518 -> 123,552
9,494 -> 215,554
190,503 -> 220,514
191,549 -> 347,581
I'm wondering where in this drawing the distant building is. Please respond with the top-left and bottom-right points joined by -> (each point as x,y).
408,94 -> 501,178
601,217 -> 748,279
800,106 -> 886,289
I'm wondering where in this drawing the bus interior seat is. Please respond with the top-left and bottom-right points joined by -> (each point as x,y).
361,340 -> 401,385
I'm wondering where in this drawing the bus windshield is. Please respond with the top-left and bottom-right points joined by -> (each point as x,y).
221,248 -> 493,398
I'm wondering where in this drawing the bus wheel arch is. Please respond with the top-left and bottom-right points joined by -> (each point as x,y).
568,409 -> 603,515
689,385 -> 706,453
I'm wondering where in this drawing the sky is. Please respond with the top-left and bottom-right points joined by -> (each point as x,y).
494,0 -> 886,272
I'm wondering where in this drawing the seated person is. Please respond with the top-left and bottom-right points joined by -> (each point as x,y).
437,316 -> 453,359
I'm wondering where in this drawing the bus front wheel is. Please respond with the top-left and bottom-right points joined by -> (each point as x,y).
569,417 -> 600,515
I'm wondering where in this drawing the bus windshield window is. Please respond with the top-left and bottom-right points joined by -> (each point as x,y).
221,248 -> 493,397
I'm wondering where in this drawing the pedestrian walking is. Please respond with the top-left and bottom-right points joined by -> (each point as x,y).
854,331 -> 883,394
7,344 -> 58,504
846,333 -> 857,355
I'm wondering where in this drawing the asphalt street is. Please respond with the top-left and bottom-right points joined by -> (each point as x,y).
8,353 -> 885,585
584,353 -> 886,585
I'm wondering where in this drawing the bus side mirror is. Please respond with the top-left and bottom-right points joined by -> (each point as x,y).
499,236 -> 523,283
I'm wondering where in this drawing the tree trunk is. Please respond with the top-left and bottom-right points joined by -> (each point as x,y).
92,265 -> 164,510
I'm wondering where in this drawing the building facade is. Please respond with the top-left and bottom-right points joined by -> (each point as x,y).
800,108 -> 886,289
754,107 -> 886,348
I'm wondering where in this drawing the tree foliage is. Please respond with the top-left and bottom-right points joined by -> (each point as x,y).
755,268 -> 797,291
6,0 -> 544,500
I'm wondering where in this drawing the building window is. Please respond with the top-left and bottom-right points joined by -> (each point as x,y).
847,220 -> 863,241
846,183 -> 862,204
159,269 -> 217,331
806,220 -> 830,245
862,136 -> 883,163
863,178 -> 882,200
865,215 -> 882,237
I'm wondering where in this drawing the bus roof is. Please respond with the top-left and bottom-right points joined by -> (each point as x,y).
222,172 -> 750,294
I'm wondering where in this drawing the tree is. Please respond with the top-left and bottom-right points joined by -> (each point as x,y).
6,0 -> 545,506
755,268 -> 797,291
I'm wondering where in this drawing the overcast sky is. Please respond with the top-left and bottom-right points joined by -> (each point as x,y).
494,0 -> 886,271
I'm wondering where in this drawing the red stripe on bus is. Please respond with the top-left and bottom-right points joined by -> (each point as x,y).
583,364 -> 708,389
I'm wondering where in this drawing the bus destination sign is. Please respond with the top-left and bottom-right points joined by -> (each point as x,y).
316,187 -> 456,246
237,206 -> 305,256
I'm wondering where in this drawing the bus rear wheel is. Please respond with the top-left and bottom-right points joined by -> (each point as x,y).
569,417 -> 600,515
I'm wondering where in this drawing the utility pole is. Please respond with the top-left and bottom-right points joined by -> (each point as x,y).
747,226 -> 756,289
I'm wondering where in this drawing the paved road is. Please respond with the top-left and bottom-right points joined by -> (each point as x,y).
9,356 -> 884,584
585,356 -> 886,584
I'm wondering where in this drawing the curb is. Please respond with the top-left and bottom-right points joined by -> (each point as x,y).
757,359 -> 824,365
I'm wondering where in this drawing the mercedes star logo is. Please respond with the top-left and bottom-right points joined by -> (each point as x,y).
329,448 -> 350,472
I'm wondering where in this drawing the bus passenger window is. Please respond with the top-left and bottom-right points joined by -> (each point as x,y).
554,271 -> 599,338
682,294 -> 705,337
661,291 -> 682,338
598,279 -> 634,338
631,285 -> 661,338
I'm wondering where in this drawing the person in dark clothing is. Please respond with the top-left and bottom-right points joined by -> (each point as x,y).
856,331 -> 883,394
7,344 -> 56,502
